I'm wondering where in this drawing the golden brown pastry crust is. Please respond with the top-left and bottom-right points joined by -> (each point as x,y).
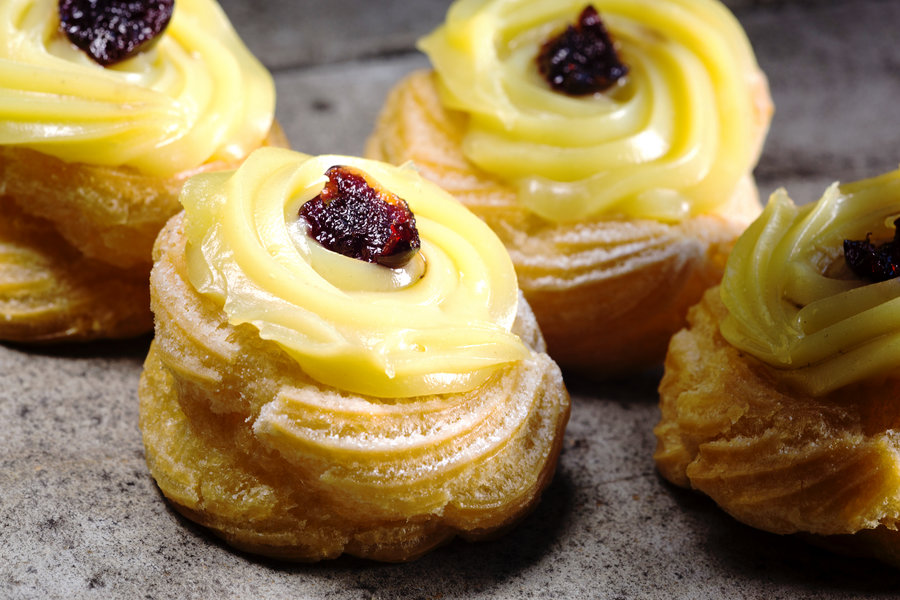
0,197 -> 152,341
139,213 -> 571,562
365,71 -> 765,374
655,287 -> 900,565
0,124 -> 288,342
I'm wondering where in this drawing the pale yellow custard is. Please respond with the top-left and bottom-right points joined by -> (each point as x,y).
720,169 -> 900,395
181,148 -> 528,398
419,0 -> 770,222
0,0 -> 273,176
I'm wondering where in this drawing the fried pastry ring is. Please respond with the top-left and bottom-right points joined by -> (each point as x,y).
366,0 -> 772,373
655,170 -> 900,567
139,150 -> 570,561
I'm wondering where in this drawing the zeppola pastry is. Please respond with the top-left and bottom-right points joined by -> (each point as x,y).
655,169 -> 900,566
0,0 -> 284,342
139,148 -> 570,561
366,0 -> 772,373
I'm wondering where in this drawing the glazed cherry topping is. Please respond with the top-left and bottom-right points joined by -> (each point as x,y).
300,166 -> 421,268
536,5 -> 628,96
843,217 -> 900,282
59,0 -> 174,67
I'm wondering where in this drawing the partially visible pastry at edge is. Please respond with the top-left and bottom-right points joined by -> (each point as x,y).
0,0 -> 285,342
366,0 -> 772,373
139,148 -> 570,561
655,169 -> 900,566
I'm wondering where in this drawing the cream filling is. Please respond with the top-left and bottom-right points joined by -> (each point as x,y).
182,149 -> 528,398
720,169 -> 900,395
0,0 -> 274,176
419,0 -> 768,222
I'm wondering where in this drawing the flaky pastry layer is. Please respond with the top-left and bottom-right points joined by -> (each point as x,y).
366,71 -> 762,372
139,214 -> 571,562
655,287 -> 900,566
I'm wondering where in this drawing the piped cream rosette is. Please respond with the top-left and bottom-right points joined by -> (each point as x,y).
181,148 -> 529,398
720,169 -> 900,395
419,0 -> 769,222
0,0 -> 273,176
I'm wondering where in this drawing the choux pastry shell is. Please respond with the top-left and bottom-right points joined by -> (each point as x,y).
655,170 -> 900,567
139,150 -> 571,561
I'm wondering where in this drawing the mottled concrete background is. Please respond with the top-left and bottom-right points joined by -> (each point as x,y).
4,1 -> 900,598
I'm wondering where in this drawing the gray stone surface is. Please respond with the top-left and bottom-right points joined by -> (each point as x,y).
745,0 -> 900,205
5,0 -> 900,598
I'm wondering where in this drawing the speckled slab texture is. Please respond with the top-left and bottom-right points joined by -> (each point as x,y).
4,1 -> 900,598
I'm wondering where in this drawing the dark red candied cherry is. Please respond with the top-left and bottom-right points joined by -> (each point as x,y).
843,217 -> 900,282
536,4 -> 628,96
300,166 -> 421,269
59,0 -> 175,67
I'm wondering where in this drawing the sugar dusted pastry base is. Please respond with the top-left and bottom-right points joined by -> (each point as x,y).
139,214 -> 571,562
0,125 -> 288,342
655,287 -> 900,566
365,70 -> 767,374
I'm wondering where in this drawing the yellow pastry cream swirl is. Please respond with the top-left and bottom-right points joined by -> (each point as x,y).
419,0 -> 768,222
720,169 -> 900,396
0,0 -> 274,177
181,148 -> 528,398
